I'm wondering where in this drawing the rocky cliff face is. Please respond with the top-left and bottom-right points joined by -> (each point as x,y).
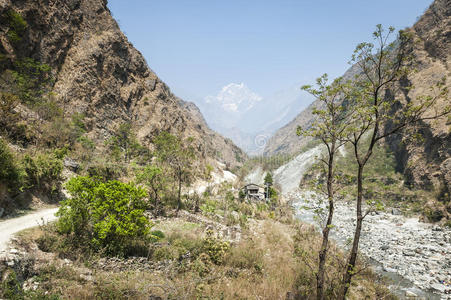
0,0 -> 246,167
264,0 -> 450,201
385,0 -> 450,198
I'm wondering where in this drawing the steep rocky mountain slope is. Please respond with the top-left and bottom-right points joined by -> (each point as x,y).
0,0 -> 246,167
264,0 -> 450,197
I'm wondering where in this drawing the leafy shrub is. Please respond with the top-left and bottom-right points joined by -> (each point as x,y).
0,138 -> 25,191
150,230 -> 165,241
34,98 -> 63,120
202,229 -> 230,265
57,176 -> 152,256
0,93 -> 20,134
106,122 -> 145,163
424,207 -> 444,222
21,151 -> 63,193
1,269 -> 22,299
70,112 -> 87,135
268,186 -> 278,199
86,163 -> 123,181
77,135 -> 95,150
200,199 -> 217,214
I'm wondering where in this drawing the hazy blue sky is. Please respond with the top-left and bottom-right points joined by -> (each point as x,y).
107,0 -> 432,102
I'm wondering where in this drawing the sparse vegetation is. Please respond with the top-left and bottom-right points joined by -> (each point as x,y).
3,9 -> 27,44
21,150 -> 64,194
154,131 -> 195,211
4,216 -> 396,300
298,24 -> 450,299
1,2 -> 449,300
299,73 -> 352,300
0,138 -> 26,192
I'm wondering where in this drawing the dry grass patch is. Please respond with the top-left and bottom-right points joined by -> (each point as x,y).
5,215 -> 396,300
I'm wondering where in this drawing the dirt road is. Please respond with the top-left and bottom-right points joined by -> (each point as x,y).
0,207 -> 59,252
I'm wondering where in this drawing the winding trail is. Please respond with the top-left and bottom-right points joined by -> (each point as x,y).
0,207 -> 59,253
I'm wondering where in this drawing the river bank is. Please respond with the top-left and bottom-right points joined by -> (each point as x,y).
290,191 -> 450,299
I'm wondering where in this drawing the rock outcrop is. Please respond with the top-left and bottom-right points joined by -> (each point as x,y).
0,0 -> 246,167
384,0 -> 450,196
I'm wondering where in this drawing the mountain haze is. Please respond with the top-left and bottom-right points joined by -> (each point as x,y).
199,82 -> 309,154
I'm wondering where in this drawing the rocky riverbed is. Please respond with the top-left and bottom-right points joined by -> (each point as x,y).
291,191 -> 451,299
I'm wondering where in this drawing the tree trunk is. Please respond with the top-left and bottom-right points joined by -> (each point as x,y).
341,164 -> 364,299
152,187 -> 159,215
194,196 -> 199,213
177,171 -> 182,211
317,150 -> 335,300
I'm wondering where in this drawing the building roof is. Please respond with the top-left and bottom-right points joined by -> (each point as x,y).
242,183 -> 265,189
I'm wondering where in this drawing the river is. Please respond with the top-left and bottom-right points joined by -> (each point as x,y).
269,146 -> 450,300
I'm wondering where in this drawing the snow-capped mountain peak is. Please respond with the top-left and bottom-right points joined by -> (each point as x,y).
205,82 -> 262,113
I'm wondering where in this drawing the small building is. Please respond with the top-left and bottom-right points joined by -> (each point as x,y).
241,183 -> 266,201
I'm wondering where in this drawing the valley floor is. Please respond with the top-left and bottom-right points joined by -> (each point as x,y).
291,191 -> 451,299
0,208 -> 393,300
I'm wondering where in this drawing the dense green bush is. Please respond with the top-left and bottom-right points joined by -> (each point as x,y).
57,176 -> 152,256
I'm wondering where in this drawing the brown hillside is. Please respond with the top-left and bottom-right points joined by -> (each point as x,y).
0,0 -> 246,168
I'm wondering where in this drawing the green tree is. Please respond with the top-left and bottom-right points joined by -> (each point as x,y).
339,25 -> 449,298
154,131 -> 195,211
57,176 -> 151,256
107,122 -> 142,163
136,164 -> 166,214
264,172 -> 273,186
299,74 -> 352,300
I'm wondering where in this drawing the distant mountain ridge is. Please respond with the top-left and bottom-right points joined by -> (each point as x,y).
199,82 -> 310,154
